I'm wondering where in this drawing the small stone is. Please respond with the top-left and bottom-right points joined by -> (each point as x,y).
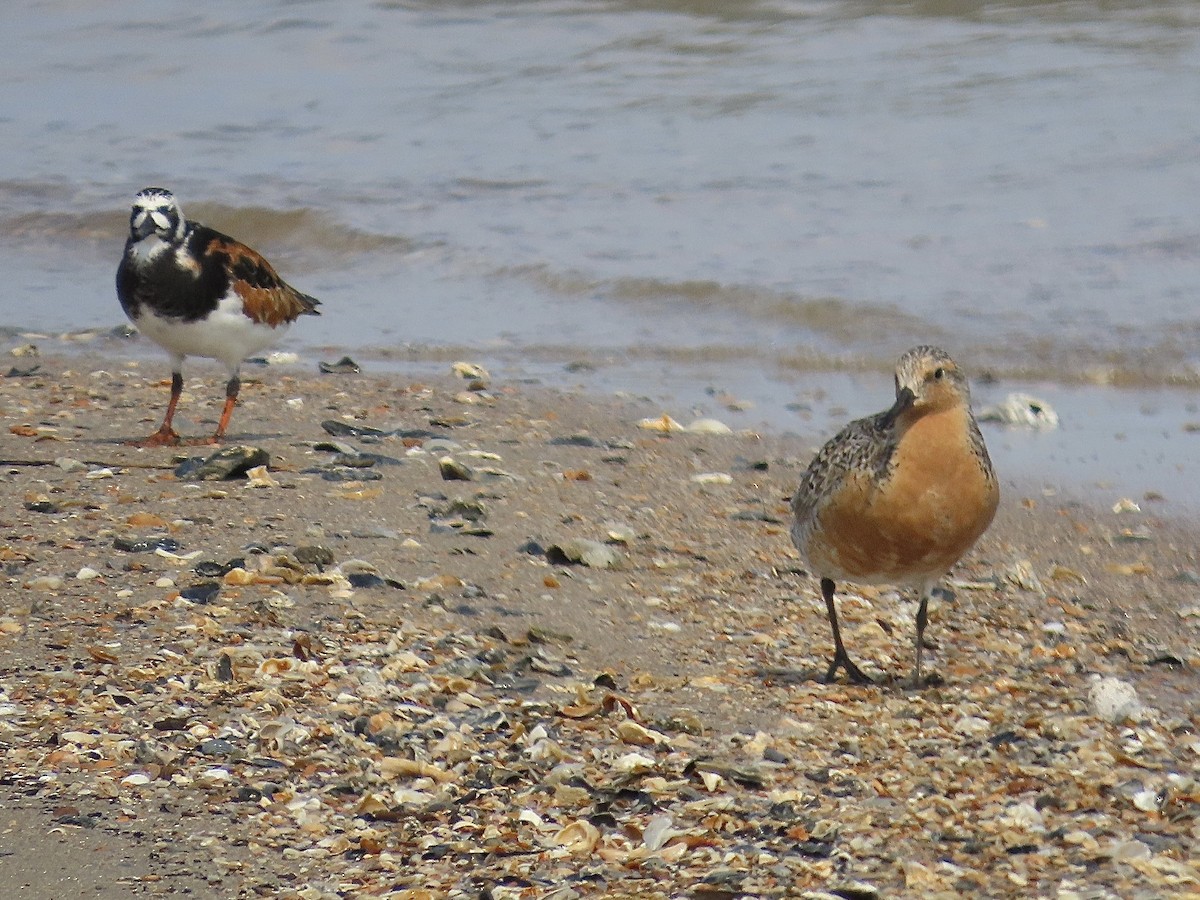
691,472 -> 733,485
685,418 -> 733,435
953,716 -> 991,737
439,456 -> 473,481
978,393 -> 1059,429
1088,675 -> 1144,724
318,356 -> 360,374
114,535 -> 180,553
604,523 -> 637,543
180,581 -> 221,604
295,546 -> 335,567
545,539 -> 622,569
54,457 -> 88,473
548,434 -> 603,448
347,572 -> 393,589
198,738 -> 237,757
25,575 -> 65,591
245,465 -> 279,488
175,446 -> 270,481
638,414 -> 685,433
320,420 -> 391,438
451,361 -> 489,382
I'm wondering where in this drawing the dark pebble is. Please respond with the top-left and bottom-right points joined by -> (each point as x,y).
318,355 -> 361,374
23,500 -> 59,513
490,675 -> 542,693
447,498 -> 487,520
114,535 -> 180,553
527,658 -> 572,677
795,840 -> 835,859
439,458 -> 473,481
54,812 -> 100,828
347,572 -> 403,589
320,419 -> 390,438
198,738 -> 237,757
180,581 -> 221,604
987,729 -> 1022,748
700,870 -> 745,887
295,545 -> 336,567
477,710 -> 509,730
730,509 -> 784,523
315,467 -> 383,482
312,441 -> 357,454
330,453 -> 377,468
195,558 -> 243,578
1147,654 -> 1185,667
547,434 -> 603,448
175,446 -> 270,481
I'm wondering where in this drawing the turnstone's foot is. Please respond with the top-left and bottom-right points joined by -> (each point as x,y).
183,434 -> 223,446
127,426 -> 182,448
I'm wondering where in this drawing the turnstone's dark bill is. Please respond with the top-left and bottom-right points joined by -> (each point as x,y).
116,187 -> 320,446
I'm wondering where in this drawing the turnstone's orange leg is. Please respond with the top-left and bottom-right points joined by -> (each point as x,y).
821,578 -> 873,685
128,372 -> 183,447
185,375 -> 240,445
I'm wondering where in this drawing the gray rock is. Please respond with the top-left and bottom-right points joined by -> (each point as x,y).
175,446 -> 270,481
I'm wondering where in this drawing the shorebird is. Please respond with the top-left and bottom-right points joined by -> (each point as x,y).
116,187 -> 320,446
790,346 -> 999,686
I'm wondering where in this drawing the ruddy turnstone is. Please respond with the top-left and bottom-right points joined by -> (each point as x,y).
790,346 -> 999,686
116,186 -> 320,446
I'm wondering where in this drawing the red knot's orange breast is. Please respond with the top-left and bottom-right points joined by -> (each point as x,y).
805,406 -> 998,586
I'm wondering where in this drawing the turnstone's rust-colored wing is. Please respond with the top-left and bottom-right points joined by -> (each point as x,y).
205,234 -> 321,327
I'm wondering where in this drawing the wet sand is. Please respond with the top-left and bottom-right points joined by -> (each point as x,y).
0,351 -> 1196,898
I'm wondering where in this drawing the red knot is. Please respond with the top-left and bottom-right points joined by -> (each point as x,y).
790,346 -> 999,686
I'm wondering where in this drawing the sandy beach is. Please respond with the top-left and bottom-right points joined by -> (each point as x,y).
0,349 -> 1197,899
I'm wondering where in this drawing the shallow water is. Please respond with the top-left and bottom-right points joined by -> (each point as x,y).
4,0 -> 1200,506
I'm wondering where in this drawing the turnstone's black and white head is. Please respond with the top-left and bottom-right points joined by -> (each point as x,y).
129,186 -> 187,244
116,186 -> 321,447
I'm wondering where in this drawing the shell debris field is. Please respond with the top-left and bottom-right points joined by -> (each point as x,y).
0,351 -> 1197,898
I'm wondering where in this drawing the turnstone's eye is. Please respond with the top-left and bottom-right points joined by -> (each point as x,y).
933,367 -> 945,381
